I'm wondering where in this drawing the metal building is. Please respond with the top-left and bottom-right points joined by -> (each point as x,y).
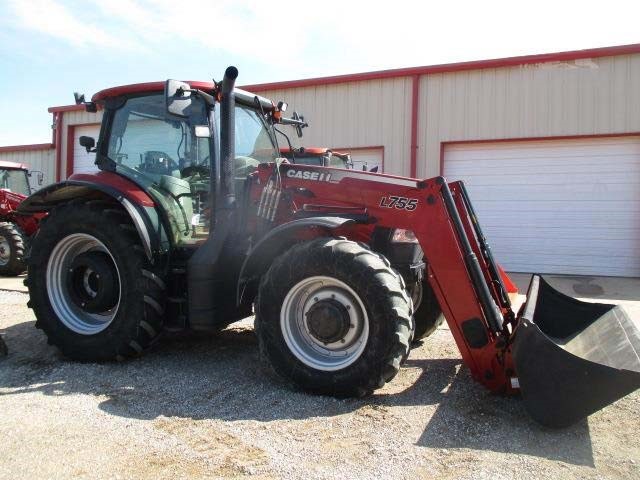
1,44 -> 639,276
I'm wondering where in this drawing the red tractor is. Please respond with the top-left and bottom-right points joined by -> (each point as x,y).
0,161 -> 43,276
19,67 -> 639,427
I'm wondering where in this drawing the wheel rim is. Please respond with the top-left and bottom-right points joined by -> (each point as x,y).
280,276 -> 369,371
0,235 -> 9,266
46,233 -> 121,335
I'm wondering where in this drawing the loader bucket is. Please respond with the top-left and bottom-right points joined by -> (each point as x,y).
512,275 -> 640,428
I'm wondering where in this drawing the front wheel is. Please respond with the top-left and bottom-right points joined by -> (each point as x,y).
255,237 -> 413,397
27,202 -> 166,361
0,222 -> 27,276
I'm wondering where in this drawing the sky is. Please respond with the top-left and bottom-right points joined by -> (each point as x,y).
0,0 -> 638,146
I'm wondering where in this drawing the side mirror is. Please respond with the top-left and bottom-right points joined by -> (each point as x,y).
79,136 -> 95,153
28,170 -> 45,185
292,111 -> 305,138
370,166 -> 379,173
344,154 -> 354,169
165,79 -> 192,118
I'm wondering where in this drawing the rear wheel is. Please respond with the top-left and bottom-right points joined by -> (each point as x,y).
255,237 -> 413,397
0,222 -> 27,276
411,280 -> 444,341
27,202 -> 166,361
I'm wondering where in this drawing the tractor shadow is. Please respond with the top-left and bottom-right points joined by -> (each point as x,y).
401,359 -> 594,467
0,320 -> 594,466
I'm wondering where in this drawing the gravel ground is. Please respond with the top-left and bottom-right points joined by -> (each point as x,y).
0,280 -> 639,479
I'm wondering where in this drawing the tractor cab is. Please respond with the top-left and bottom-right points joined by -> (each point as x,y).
0,161 -> 32,197
86,81 -> 284,246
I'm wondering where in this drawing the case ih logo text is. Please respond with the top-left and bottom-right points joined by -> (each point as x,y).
286,169 -> 332,182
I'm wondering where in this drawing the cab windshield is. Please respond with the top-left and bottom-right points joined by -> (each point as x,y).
0,168 -> 30,196
104,93 -> 277,245
106,94 -> 277,185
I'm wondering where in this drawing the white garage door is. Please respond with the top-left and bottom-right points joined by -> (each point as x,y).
345,148 -> 383,172
73,125 -> 101,174
444,137 -> 640,277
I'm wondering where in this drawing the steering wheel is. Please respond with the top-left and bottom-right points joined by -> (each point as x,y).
181,164 -> 209,177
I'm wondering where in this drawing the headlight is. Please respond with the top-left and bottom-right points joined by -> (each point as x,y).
390,229 -> 418,243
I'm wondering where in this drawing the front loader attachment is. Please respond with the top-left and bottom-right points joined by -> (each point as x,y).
513,275 -> 640,428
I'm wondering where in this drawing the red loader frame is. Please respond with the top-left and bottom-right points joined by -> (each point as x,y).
256,164 -> 519,393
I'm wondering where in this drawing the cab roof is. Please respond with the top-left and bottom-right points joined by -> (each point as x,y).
92,81 -> 215,102
0,160 -> 27,170
91,81 -> 275,112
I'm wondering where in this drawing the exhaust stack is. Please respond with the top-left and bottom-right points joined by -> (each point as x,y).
218,66 -> 238,211
188,66 -> 241,330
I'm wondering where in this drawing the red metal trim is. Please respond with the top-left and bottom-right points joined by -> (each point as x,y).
0,160 -> 28,169
48,105 -> 88,113
91,80 -> 215,102
67,122 -> 102,179
243,43 -> 640,92
330,145 -> 385,171
51,112 -> 56,145
48,43 -> 640,113
68,171 -> 155,207
0,143 -> 53,153
66,125 -> 75,179
55,112 -> 63,182
439,132 -> 640,175
410,75 -> 419,178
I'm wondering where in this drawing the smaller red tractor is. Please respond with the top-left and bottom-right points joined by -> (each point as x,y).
280,147 -> 353,169
0,161 -> 43,276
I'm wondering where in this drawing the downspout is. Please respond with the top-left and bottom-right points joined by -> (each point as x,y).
409,75 -> 420,178
54,112 -> 64,182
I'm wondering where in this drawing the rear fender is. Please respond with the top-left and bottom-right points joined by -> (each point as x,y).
18,174 -> 167,262
237,216 -> 356,305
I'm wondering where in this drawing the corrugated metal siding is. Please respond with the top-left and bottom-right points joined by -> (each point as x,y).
52,53 -> 640,181
420,54 -> 640,177
443,136 -> 640,276
0,148 -> 56,187
60,110 -> 103,180
259,77 -> 412,175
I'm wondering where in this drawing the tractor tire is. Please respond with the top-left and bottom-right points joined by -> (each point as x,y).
255,237 -> 413,397
26,202 -> 166,361
411,280 -> 444,342
0,222 -> 27,276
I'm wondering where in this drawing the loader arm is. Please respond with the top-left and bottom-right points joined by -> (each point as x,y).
264,163 -> 518,393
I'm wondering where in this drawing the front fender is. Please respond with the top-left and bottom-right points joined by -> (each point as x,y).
18,173 -> 167,262
237,216 -> 356,305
